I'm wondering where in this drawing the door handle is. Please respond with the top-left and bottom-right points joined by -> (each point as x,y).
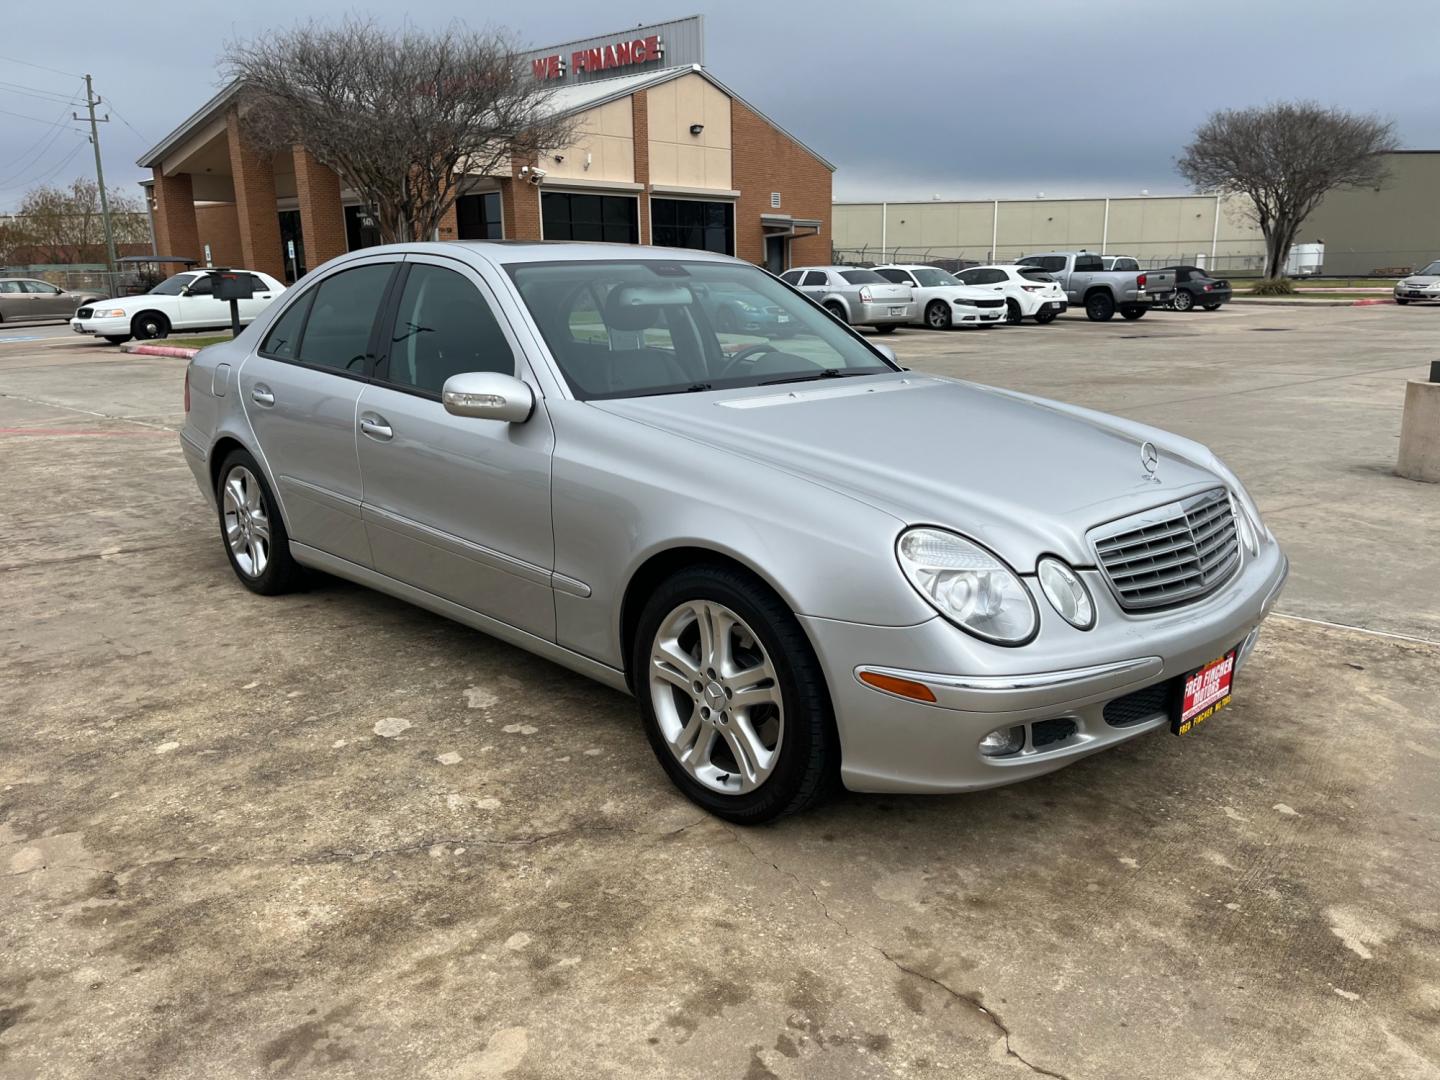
359,414 -> 393,442
251,385 -> 275,407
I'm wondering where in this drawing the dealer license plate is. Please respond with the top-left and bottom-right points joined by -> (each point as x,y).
1172,649 -> 1236,736
888,305 -> 906,316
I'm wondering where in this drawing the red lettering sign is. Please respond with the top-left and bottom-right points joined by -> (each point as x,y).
542,34 -> 664,79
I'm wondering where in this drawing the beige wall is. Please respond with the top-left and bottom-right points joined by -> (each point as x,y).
647,73 -> 732,191
1301,153 -> 1440,275
546,98 -> 635,184
833,194 -> 1266,268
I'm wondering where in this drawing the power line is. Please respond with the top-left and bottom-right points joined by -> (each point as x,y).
0,134 -> 87,195
14,139 -> 87,191
0,78 -> 85,106
0,106 -> 74,186
104,99 -> 151,144
0,54 -> 84,79
0,103 -> 84,127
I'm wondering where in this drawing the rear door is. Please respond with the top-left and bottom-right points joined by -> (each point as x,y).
237,257 -> 398,567
238,273 -> 280,321
0,280 -> 35,320
354,254 -> 556,639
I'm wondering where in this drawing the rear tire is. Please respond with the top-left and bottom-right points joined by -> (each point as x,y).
1085,293 -> 1116,321
924,300 -> 952,330
633,564 -> 840,824
1202,303 -> 1222,311
131,311 -> 170,340
1119,305 -> 1147,320
215,449 -> 304,596
873,323 -> 897,334
1033,308 -> 1059,325
1005,298 -> 1023,325
825,301 -> 848,324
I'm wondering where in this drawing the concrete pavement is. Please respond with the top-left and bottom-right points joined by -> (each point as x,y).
2,303 -> 1438,1079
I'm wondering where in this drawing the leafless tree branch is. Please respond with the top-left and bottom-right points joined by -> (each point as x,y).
1177,101 -> 1398,279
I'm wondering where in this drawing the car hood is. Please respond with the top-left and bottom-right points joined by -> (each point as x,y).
1400,275 -> 1440,286
593,372 -> 1228,570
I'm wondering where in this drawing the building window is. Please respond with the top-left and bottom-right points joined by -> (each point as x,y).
540,191 -> 638,244
455,192 -> 503,240
650,198 -> 733,255
344,205 -> 383,251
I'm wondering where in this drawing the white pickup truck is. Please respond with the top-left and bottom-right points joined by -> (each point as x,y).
1015,252 -> 1174,321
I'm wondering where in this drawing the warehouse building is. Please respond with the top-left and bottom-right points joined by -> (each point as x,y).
833,151 -> 1440,276
136,16 -> 832,283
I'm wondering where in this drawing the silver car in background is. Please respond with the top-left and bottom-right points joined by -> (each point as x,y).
1394,259 -> 1440,304
0,277 -> 104,325
181,242 -> 1288,823
779,265 -> 913,332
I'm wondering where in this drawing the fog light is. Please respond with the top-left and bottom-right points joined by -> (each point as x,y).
979,725 -> 1025,757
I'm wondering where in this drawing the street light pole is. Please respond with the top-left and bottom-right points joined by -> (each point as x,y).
76,74 -> 118,281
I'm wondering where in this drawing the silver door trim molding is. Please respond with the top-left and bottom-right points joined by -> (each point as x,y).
363,503 -> 554,590
278,474 -> 362,514
290,542 -> 627,693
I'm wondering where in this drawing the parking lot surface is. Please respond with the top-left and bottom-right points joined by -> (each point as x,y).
2,305 -> 1438,1079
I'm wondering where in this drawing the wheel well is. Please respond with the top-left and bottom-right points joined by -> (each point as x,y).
131,309 -> 169,329
208,436 -> 247,495
1083,286 -> 1113,303
619,547 -> 779,692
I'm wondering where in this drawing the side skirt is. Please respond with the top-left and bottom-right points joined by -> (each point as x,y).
290,542 -> 631,695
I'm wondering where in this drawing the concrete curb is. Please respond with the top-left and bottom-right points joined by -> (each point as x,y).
1231,297 -> 1396,308
119,343 -> 200,359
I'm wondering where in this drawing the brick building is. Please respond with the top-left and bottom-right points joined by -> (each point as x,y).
136,17 -> 832,284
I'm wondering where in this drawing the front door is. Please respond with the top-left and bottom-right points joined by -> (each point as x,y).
237,258 -> 397,567
174,274 -> 233,329
355,255 -> 556,640
23,280 -> 71,317
765,235 -> 787,274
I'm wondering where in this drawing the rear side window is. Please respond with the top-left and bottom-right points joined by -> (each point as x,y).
260,293 -> 313,361
384,264 -> 515,395
802,271 -> 828,286
839,270 -> 886,285
1074,255 -> 1103,272
296,264 -> 393,373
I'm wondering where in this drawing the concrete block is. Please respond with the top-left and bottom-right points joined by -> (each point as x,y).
1397,379 -> 1440,483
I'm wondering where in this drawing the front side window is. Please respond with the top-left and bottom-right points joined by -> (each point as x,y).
384,264 -> 514,395
150,273 -> 197,296
185,276 -> 215,296
294,264 -> 393,373
510,260 -> 900,401
21,280 -> 61,295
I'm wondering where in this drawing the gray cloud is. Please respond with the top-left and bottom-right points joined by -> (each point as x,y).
2,1 -> 1433,210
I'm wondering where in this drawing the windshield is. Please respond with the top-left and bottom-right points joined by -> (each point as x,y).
1418,261 -> 1440,276
509,260 -> 899,400
150,273 -> 197,296
912,268 -> 959,287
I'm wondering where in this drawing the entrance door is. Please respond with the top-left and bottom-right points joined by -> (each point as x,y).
764,235 -> 788,274
277,211 -> 306,282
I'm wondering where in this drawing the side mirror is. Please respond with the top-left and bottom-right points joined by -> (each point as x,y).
872,343 -> 898,365
441,372 -> 535,423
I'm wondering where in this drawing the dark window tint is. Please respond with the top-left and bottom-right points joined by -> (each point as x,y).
1074,255 -> 1103,272
839,269 -> 886,285
541,191 -> 638,244
296,264 -> 392,373
150,274 -> 193,296
802,271 -> 828,286
185,275 -> 215,296
973,268 -> 1005,285
1019,268 -> 1055,283
456,192 -> 503,240
779,271 -> 803,285
246,274 -> 269,293
956,269 -> 979,285
874,268 -> 912,285
385,265 -> 514,394
1044,256 -> 1067,272
261,293 -> 313,361
651,198 -> 733,254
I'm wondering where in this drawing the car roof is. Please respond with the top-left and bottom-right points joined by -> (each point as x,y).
428,240 -> 749,269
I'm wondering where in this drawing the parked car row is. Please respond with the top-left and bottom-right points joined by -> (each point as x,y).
0,278 -> 106,325
70,269 -> 286,343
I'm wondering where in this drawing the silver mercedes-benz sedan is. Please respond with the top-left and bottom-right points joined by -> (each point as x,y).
180,241 -> 1288,823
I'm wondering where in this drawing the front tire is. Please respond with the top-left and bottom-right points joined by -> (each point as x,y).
216,449 -> 303,595
1085,293 -> 1116,321
131,311 -> 170,340
924,300 -> 951,330
634,564 -> 839,824
1005,299 -> 1023,325
1396,298 -> 1409,305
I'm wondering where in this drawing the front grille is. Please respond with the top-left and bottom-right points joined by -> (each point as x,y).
1091,488 -> 1240,611
974,298 -> 1005,308
76,307 -> 93,319
1103,682 -> 1170,727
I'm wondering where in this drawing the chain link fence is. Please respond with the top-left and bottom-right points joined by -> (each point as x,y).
2,267 -> 164,297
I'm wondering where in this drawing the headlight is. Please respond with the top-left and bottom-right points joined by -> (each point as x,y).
896,528 -> 1038,645
1037,557 -> 1095,629
1229,493 -> 1259,555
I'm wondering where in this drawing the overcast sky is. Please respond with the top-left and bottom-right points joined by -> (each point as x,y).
2,2 -> 1434,211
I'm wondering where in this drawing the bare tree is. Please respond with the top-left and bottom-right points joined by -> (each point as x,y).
225,20 -> 577,244
1177,102 -> 1398,281
13,179 -> 149,255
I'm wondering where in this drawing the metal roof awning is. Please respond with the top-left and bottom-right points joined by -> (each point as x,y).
761,213 -> 822,238
117,255 -> 199,265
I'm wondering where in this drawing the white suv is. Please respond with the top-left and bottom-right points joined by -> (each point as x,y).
71,268 -> 285,344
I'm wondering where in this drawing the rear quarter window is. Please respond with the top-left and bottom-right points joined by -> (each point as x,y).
839,270 -> 887,285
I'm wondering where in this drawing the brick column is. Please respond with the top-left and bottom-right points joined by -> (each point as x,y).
633,91 -> 651,245
437,200 -> 459,241
499,171 -> 542,240
293,146 -> 347,268
151,168 -> 200,262
225,110 -> 285,280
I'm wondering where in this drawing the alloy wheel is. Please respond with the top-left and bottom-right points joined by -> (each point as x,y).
1173,290 -> 1194,311
648,600 -> 784,794
222,465 -> 272,577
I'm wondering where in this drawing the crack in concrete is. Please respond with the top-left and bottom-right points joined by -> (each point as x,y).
726,827 -> 1070,1080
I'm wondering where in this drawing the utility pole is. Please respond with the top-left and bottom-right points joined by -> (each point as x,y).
75,74 -> 118,281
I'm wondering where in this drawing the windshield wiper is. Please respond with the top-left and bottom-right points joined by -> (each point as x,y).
683,382 -> 713,392
759,368 -> 874,387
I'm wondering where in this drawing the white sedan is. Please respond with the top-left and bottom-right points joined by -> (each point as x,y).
954,265 -> 1068,324
871,264 -> 1006,330
71,269 -> 285,344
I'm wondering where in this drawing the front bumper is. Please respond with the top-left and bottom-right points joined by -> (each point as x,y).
949,302 -> 1005,325
803,543 -> 1289,794
1396,285 -> 1440,301
856,301 -> 914,325
71,316 -> 128,335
